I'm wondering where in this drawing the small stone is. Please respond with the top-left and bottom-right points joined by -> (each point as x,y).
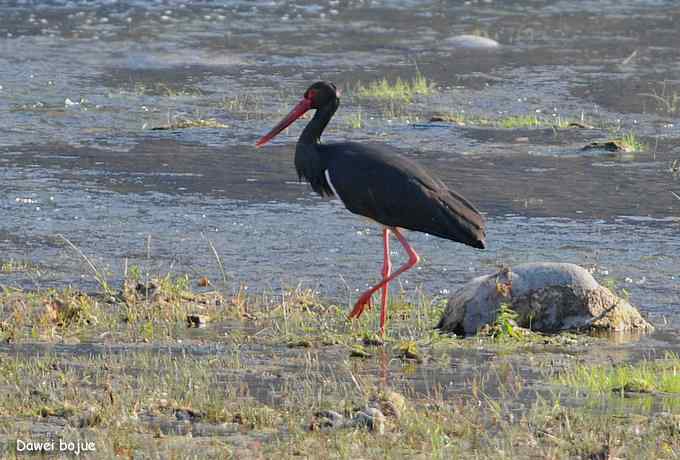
350,346 -> 372,358
197,276 -> 211,287
582,140 -> 629,152
445,34 -> 500,49
174,407 -> 204,421
362,336 -> 385,347
568,121 -> 594,129
40,403 -> 76,418
396,341 -> 423,363
352,408 -> 385,434
287,339 -> 312,348
186,314 -> 209,328
136,281 -> 158,298
71,406 -> 102,428
309,410 -> 346,431
370,391 -> 406,420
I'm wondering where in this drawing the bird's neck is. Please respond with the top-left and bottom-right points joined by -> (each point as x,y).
299,100 -> 338,145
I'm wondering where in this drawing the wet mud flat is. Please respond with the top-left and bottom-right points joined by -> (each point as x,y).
1,0 -> 680,458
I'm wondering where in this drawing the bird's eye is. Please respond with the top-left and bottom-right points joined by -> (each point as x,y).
306,89 -> 317,100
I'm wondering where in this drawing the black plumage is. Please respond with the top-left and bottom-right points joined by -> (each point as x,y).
289,81 -> 486,249
308,141 -> 486,249
256,80 -> 486,334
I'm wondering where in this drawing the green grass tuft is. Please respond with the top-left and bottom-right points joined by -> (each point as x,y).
0,259 -> 37,274
356,73 -> 434,103
346,109 -> 364,129
430,112 -> 578,129
557,353 -> 680,394
152,117 -> 228,130
497,115 -> 543,129
493,303 -> 522,339
617,131 -> 645,152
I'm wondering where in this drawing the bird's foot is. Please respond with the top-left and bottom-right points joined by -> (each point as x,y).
348,290 -> 374,320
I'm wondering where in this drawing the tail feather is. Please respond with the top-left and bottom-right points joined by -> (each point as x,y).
437,190 -> 486,249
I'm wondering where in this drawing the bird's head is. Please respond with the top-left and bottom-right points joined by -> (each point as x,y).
256,81 -> 340,148
303,81 -> 340,109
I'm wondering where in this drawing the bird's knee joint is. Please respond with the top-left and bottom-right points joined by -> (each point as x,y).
382,263 -> 392,277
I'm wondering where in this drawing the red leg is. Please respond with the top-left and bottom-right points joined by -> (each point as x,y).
380,228 -> 392,335
348,228 -> 420,331
357,229 -> 389,314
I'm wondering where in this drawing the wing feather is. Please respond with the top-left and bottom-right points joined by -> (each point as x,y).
323,143 -> 486,248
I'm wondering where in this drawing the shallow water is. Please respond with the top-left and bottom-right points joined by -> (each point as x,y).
0,3 -> 679,327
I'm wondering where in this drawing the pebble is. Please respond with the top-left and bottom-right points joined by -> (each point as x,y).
310,410 -> 346,430
309,392 -> 406,434
174,408 -> 203,422
186,314 -> 209,328
352,408 -> 385,434
445,34 -> 500,49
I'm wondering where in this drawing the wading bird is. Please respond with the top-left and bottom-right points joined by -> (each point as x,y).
256,81 -> 486,335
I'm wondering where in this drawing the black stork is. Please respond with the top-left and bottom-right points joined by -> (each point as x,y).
256,81 -> 486,335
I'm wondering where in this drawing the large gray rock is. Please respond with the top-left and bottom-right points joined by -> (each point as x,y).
436,262 -> 653,335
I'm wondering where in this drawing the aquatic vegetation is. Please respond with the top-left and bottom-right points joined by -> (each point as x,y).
492,303 -> 522,339
58,234 -> 114,296
617,131 -> 645,152
430,112 -> 581,129
222,93 -> 267,120
556,353 -> 680,394
223,93 -> 263,112
346,109 -> 365,129
116,82 -> 204,98
151,117 -> 228,130
639,81 -> 680,115
356,72 -> 434,103
0,259 -> 37,274
582,132 -> 645,154
497,114 -> 543,129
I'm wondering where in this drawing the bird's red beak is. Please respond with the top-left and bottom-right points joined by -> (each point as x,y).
255,97 -> 313,148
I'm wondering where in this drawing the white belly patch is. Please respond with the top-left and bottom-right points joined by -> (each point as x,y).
324,169 -> 343,204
